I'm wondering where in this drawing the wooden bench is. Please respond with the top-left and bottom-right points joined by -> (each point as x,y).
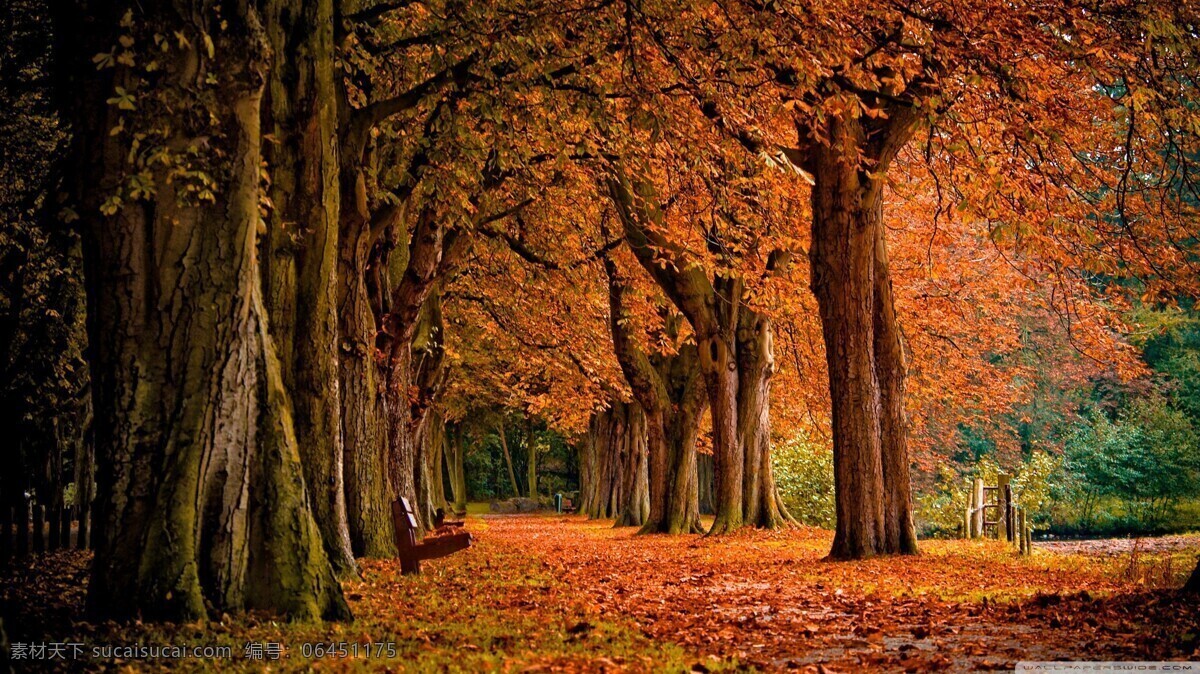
392,498 -> 472,575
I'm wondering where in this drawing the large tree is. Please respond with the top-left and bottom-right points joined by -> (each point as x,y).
261,0 -> 356,576
607,170 -> 792,534
603,253 -> 707,534
56,0 -> 348,620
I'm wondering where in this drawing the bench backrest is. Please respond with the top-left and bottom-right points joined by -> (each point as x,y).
392,498 -> 420,553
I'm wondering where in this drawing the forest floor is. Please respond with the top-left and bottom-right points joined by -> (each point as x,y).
2,513 -> 1199,672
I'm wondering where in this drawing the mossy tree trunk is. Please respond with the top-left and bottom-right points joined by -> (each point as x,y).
424,411 -> 449,515
335,154 -> 394,557
59,0 -> 347,621
262,0 -> 355,576
410,286 -> 449,527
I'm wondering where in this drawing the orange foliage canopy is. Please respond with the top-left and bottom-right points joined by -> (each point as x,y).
360,0 -> 1199,464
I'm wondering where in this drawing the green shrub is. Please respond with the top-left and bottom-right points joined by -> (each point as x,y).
772,435 -> 835,528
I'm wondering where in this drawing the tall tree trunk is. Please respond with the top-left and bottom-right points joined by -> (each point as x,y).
525,420 -> 538,500
808,117 -> 888,560
410,288 -> 448,528
604,256 -> 704,534
699,332 -> 744,534
384,340 -> 418,519
497,419 -> 521,498
428,413 -> 448,513
578,428 -> 595,513
73,394 -> 94,546
803,107 -> 921,559
608,172 -> 759,535
660,400 -> 705,534
262,0 -> 355,576
583,404 -> 640,519
448,424 -> 468,515
614,403 -> 649,527
337,166 -> 394,557
380,209 -> 463,532
737,312 -> 790,529
697,452 -> 715,515
874,219 -> 918,555
61,0 -> 348,620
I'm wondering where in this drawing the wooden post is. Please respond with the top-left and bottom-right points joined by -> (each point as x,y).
970,478 -> 984,539
0,506 -> 11,564
1006,487 -> 1015,544
997,474 -> 1011,542
963,506 -> 971,539
1024,513 -> 1033,555
16,502 -> 28,557
1018,508 -> 1028,555
77,503 -> 89,550
32,505 -> 45,554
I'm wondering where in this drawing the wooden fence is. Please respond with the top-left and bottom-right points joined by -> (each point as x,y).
965,473 -> 1034,555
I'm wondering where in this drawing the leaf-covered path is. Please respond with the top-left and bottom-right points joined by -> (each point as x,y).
3,514 -> 1198,672
508,516 -> 1199,671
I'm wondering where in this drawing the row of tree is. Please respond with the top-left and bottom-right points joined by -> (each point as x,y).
18,0 -> 1200,621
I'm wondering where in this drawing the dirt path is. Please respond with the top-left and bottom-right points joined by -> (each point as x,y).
1036,534 -> 1200,556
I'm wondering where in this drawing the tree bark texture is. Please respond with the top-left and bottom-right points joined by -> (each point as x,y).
60,0 -> 348,620
613,404 -> 649,527
697,452 -> 715,515
873,216 -> 919,554
805,111 -> 920,559
737,311 -> 791,529
262,0 -> 355,576
336,161 -> 394,557
581,402 -> 648,522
